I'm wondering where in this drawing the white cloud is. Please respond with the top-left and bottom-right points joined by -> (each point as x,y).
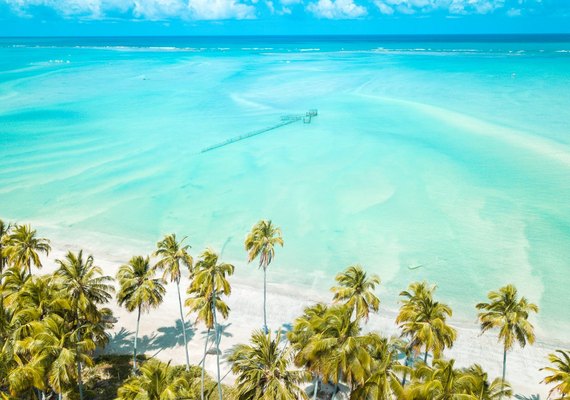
2,0 -> 256,20
373,0 -> 511,15
187,0 -> 255,19
307,0 -> 366,18
374,0 -> 394,14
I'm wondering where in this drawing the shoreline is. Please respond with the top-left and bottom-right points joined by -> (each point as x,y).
34,239 -> 563,398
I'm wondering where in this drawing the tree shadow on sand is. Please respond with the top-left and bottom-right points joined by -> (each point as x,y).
103,320 -> 195,356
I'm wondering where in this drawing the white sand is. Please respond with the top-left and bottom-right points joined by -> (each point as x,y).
39,245 -> 563,398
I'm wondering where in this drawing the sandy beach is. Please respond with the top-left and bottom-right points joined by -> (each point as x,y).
38,242 -> 563,398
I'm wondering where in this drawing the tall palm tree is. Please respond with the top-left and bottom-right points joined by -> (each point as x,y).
229,329 -> 309,400
116,255 -> 165,372
186,248 -> 234,400
476,284 -> 538,391
245,220 -> 283,333
154,233 -> 194,371
331,265 -> 380,321
541,350 -> 570,399
410,358 -> 478,400
462,364 -> 512,400
55,250 -> 114,400
116,359 -> 193,400
4,224 -> 51,276
397,282 -> 456,365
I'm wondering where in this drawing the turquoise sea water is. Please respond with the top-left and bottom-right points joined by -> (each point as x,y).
1,36 -> 569,341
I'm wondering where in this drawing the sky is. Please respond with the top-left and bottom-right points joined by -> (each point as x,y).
0,0 -> 569,36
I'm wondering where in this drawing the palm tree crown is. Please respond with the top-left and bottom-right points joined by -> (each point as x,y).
476,284 -> 539,352
245,220 -> 283,269
229,329 -> 309,400
397,282 -> 456,363
541,350 -> 570,399
117,256 -> 165,313
5,224 -> 51,275
154,233 -> 193,283
331,264 -> 380,321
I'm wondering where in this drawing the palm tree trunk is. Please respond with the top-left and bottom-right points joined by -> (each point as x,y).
59,393 -> 62,400
424,345 -> 428,364
177,280 -> 190,371
500,344 -> 507,400
212,294 -> 223,400
312,375 -> 319,400
77,329 -> 85,400
133,305 -> 141,372
263,266 -> 268,334
401,356 -> 408,385
201,327 -> 211,400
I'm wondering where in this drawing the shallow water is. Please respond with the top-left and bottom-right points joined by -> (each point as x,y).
1,36 -> 569,342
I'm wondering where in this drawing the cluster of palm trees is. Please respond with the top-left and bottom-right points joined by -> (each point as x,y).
1,218 -> 570,400
1,221 -> 113,399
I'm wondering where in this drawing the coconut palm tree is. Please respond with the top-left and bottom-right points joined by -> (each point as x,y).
410,358 -> 477,400
245,220 -> 283,333
397,282 -> 456,365
476,284 -> 538,392
297,305 -> 375,397
116,359 -> 193,400
55,250 -> 114,400
541,350 -> 570,399
351,335 -> 407,400
26,313 -> 96,400
116,255 -> 165,372
186,248 -> 234,400
154,233 -> 194,371
462,364 -> 512,400
288,303 -> 329,400
229,329 -> 309,400
4,224 -> 51,276
331,265 -> 380,321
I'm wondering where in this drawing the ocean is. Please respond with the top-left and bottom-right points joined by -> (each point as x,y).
1,35 -> 569,342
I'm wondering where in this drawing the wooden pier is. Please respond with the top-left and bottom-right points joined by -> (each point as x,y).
201,109 -> 318,153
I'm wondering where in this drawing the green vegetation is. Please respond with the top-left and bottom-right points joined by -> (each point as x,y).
245,219 -> 283,334
0,218 -> 564,399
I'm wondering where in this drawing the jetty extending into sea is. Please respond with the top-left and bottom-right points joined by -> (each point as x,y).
201,109 -> 318,153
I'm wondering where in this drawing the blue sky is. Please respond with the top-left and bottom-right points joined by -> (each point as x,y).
0,0 -> 568,36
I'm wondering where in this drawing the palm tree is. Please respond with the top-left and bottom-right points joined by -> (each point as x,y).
397,282 -> 456,365
27,314 -> 96,400
476,284 -> 538,391
331,265 -> 380,321
186,248 -> 234,400
0,219 -> 12,274
55,250 -> 114,400
297,305 -> 375,397
229,329 -> 309,400
351,336 -> 406,400
116,255 -> 165,372
462,364 -> 512,400
154,233 -> 194,371
116,359 -> 193,400
288,303 -> 329,400
245,220 -> 283,333
541,350 -> 570,399
410,358 -> 478,400
4,224 -> 51,276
